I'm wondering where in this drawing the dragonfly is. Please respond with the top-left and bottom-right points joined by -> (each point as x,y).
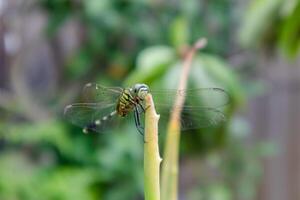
64,83 -> 230,135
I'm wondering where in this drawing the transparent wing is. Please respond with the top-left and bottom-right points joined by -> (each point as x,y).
151,88 -> 230,108
158,106 -> 226,131
82,83 -> 123,103
64,103 -> 121,134
152,87 -> 229,130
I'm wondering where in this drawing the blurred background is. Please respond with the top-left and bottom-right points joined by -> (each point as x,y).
0,0 -> 299,200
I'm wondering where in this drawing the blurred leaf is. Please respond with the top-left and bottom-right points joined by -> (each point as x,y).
158,61 -> 183,89
279,2 -> 300,57
157,53 -> 244,107
193,53 -> 245,107
238,0 -> 283,47
280,0 -> 298,16
124,46 -> 176,85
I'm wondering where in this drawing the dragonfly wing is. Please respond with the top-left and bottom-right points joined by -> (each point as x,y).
82,83 -> 123,103
151,88 -> 230,108
179,107 -> 226,130
157,106 -> 226,131
64,103 -> 121,134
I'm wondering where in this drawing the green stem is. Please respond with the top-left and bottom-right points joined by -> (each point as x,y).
144,94 -> 161,200
161,38 -> 207,200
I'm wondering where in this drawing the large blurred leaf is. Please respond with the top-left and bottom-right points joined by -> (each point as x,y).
193,54 -> 244,106
124,46 -> 176,85
238,0 -> 283,47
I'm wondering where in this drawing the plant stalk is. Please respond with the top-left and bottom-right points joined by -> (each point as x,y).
144,93 -> 161,200
161,38 -> 207,200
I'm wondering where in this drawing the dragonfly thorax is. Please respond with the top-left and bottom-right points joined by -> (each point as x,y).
116,83 -> 149,117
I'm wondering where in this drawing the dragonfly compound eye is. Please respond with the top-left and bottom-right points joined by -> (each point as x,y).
133,83 -> 149,99
138,87 -> 149,99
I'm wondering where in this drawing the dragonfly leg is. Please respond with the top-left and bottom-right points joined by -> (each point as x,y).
138,102 -> 148,113
143,104 -> 151,111
134,107 -> 144,137
137,102 -> 160,137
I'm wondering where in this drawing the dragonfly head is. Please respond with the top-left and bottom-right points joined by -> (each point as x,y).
133,83 -> 149,100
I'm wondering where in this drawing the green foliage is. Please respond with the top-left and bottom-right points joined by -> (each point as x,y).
169,17 -> 190,49
0,151 -> 98,200
124,46 -> 176,85
0,0 -> 277,199
191,54 -> 244,106
279,2 -> 300,57
0,121 -> 144,199
239,0 -> 300,58
3,121 -> 72,155
238,0 -> 283,47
